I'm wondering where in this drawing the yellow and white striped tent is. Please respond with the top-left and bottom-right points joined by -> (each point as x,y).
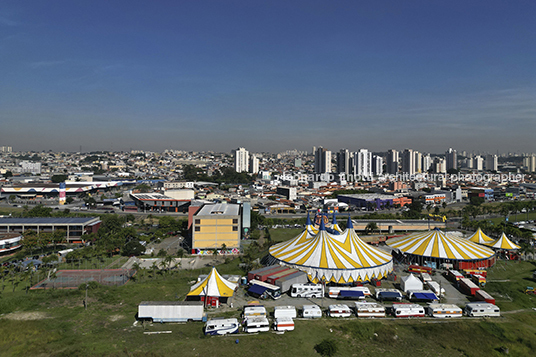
486,233 -> 521,250
269,217 -> 393,283
466,228 -> 495,244
187,267 -> 236,298
387,228 -> 495,261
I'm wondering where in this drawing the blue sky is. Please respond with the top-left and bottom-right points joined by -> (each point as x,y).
1,1 -> 535,154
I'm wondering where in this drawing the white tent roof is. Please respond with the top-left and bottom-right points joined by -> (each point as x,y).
187,267 -> 237,297
486,233 -> 521,250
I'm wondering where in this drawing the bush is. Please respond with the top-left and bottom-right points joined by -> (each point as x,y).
314,339 -> 338,357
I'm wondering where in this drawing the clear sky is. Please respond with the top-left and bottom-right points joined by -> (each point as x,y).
1,0 -> 535,154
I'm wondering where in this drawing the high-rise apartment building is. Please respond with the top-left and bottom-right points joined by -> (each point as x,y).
422,154 -> 432,172
485,154 -> 498,172
523,155 -> 536,172
445,148 -> 457,171
386,149 -> 399,174
314,147 -> 332,174
401,149 -> 415,175
473,156 -> 484,171
372,155 -> 383,176
249,155 -> 259,174
336,149 -> 351,177
355,149 -> 372,177
234,147 -> 249,173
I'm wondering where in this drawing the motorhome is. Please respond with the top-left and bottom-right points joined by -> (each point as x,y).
328,304 -> 352,318
243,316 -> 270,333
426,303 -> 463,318
273,317 -> 295,332
290,283 -> 324,298
273,306 -> 297,319
392,303 -> 425,318
328,286 -> 370,299
302,305 -> 322,318
243,305 -> 267,319
464,302 -> 500,317
204,318 -> 240,335
248,280 -> 282,300
353,302 -> 385,318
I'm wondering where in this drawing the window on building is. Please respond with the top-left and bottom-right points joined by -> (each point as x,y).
195,226 -> 200,232
232,226 -> 238,231
232,219 -> 238,224
195,219 -> 201,225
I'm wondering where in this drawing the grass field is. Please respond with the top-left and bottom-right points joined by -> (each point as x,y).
1,229 -> 536,356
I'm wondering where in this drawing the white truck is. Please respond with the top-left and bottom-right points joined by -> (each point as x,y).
138,301 -> 206,323
290,283 -> 324,298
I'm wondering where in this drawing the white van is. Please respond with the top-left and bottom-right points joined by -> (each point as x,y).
290,283 -> 324,298
302,305 -> 322,318
273,317 -> 295,331
204,318 -> 240,335
243,305 -> 267,319
353,302 -> 385,318
464,302 -> 500,317
426,303 -> 462,318
243,316 -> 270,333
328,304 -> 352,318
328,286 -> 371,299
392,304 -> 425,318
274,306 -> 297,319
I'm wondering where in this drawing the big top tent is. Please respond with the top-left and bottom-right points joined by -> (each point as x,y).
268,216 -> 393,284
186,267 -> 237,303
466,228 -> 495,245
387,228 -> 496,269
486,233 -> 521,250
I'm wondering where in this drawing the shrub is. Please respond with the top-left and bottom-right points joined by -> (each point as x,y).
314,339 -> 338,357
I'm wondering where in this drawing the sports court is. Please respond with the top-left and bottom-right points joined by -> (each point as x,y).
30,269 -> 135,290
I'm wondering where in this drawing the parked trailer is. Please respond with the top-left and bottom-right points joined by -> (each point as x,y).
407,290 -> 439,302
353,302 -> 385,318
247,265 -> 280,282
463,269 -> 487,278
420,272 -> 432,283
248,280 -> 282,300
447,270 -> 464,282
273,306 -> 297,319
243,305 -> 267,319
138,301 -> 206,323
328,286 -> 371,299
328,304 -> 352,318
464,302 -> 500,317
426,281 -> 445,297
274,271 -> 308,293
273,317 -> 295,331
375,288 -> 403,302
408,265 -> 432,274
290,283 -> 324,298
471,274 -> 486,287
265,268 -> 299,285
255,266 -> 290,282
426,303 -> 463,318
475,289 -> 495,304
204,318 -> 240,335
243,316 -> 270,333
392,303 -> 425,318
302,305 -> 322,318
459,278 -> 480,296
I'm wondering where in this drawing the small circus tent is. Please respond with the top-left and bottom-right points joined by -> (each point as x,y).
186,267 -> 237,306
268,217 -> 393,284
466,228 -> 495,244
486,233 -> 521,250
387,228 -> 496,269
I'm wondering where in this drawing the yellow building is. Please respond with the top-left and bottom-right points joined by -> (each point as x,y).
192,203 -> 241,250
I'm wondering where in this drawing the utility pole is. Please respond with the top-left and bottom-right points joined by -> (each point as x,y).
85,282 -> 88,310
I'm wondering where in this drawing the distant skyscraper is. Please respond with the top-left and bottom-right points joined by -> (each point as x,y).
401,149 -> 415,175
234,147 -> 249,173
473,156 -> 484,171
445,148 -> 457,171
523,154 -> 536,172
314,147 -> 332,174
433,157 -> 446,174
485,154 -> 498,172
386,149 -> 399,175
249,155 -> 259,174
372,155 -> 383,176
422,154 -> 432,172
336,149 -> 351,177
414,151 -> 422,173
355,149 -> 372,177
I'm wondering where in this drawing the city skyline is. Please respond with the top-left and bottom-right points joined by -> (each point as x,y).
1,1 -> 535,153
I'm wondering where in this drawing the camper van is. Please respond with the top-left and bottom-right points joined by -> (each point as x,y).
273,306 -> 297,319
273,317 -> 295,332
243,305 -> 267,319
302,305 -> 322,318
328,286 -> 370,299
464,302 -> 500,317
328,304 -> 352,318
426,303 -> 463,318
204,318 -> 240,335
290,283 -> 324,298
353,302 -> 385,318
243,316 -> 270,333
392,303 -> 425,318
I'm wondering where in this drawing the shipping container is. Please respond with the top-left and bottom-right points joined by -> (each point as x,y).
274,271 -> 308,293
475,289 -> 495,304
266,268 -> 299,285
459,278 -> 480,296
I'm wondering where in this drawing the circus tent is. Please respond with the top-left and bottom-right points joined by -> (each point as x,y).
486,233 -> 521,250
186,267 -> 237,306
466,228 -> 495,244
268,217 -> 393,284
387,228 -> 496,269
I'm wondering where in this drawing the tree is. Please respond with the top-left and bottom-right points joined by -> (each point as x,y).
4,170 -> 13,178
51,174 -> 68,183
365,222 -> 378,235
314,339 -> 338,357
22,230 -> 39,255
66,197 -> 74,204
8,195 -> 16,203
